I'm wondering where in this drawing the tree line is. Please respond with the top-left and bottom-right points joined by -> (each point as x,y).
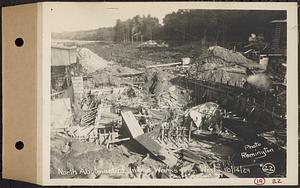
53,9 -> 285,44
113,9 -> 285,44
113,14 -> 162,42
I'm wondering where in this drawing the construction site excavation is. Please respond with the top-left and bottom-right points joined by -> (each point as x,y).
50,9 -> 287,179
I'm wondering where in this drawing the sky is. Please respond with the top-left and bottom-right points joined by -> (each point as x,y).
47,2 -> 180,33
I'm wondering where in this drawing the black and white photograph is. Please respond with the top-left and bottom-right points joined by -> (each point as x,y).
49,3 -> 289,180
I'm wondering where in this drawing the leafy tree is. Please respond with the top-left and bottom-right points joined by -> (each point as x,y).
113,15 -> 161,42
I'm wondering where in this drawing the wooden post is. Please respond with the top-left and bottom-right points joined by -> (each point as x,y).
111,126 -> 114,141
103,128 -> 106,145
188,121 -> 193,142
176,126 -> 179,143
98,128 -> 101,144
106,139 -> 110,149
161,126 -> 164,141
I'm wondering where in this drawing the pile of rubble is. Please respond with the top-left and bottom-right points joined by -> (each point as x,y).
137,40 -> 168,50
144,70 -> 191,112
84,65 -> 143,89
53,41 -> 288,179
187,46 -> 267,87
185,102 -> 222,132
208,46 -> 255,65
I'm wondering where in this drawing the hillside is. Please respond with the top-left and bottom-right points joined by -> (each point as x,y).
52,27 -> 114,41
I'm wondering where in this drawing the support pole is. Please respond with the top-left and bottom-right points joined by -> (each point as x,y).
188,121 -> 193,142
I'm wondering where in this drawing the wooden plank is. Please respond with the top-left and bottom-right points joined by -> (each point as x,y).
75,126 -> 95,137
109,137 -> 130,144
135,134 -> 162,155
121,111 -> 177,167
135,134 -> 178,167
72,76 -> 84,94
181,149 -> 207,164
146,62 -> 181,68
51,90 -> 65,96
121,111 -> 144,138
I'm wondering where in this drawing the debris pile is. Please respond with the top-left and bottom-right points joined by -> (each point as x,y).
185,102 -> 222,132
188,46 -> 266,87
87,64 -> 144,88
51,37 -> 286,179
144,70 -> 190,112
137,40 -> 168,50
208,46 -> 255,65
